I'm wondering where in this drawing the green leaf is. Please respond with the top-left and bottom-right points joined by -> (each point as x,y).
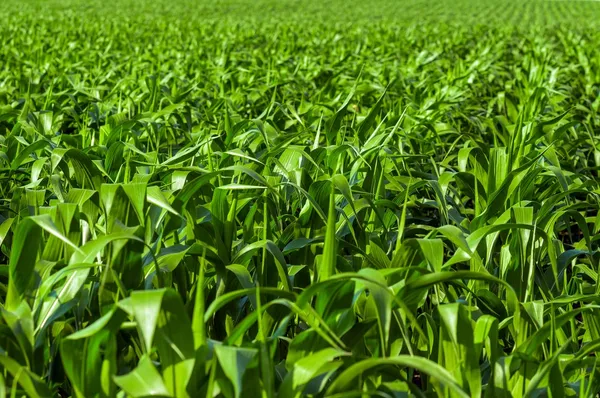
130,289 -> 167,353
319,181 -> 337,281
280,348 -> 348,397
326,356 -> 468,397
214,345 -> 258,398
6,214 -> 82,309
113,355 -> 171,398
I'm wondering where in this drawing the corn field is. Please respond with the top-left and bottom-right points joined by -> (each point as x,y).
2,0 -> 600,397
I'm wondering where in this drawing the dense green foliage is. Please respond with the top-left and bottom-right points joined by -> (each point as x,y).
3,0 -> 600,396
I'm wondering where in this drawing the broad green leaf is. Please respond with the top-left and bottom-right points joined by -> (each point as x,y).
214,345 -> 258,398
326,356 -> 468,397
113,355 -> 171,397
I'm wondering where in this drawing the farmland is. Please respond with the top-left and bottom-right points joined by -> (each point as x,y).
3,0 -> 600,396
